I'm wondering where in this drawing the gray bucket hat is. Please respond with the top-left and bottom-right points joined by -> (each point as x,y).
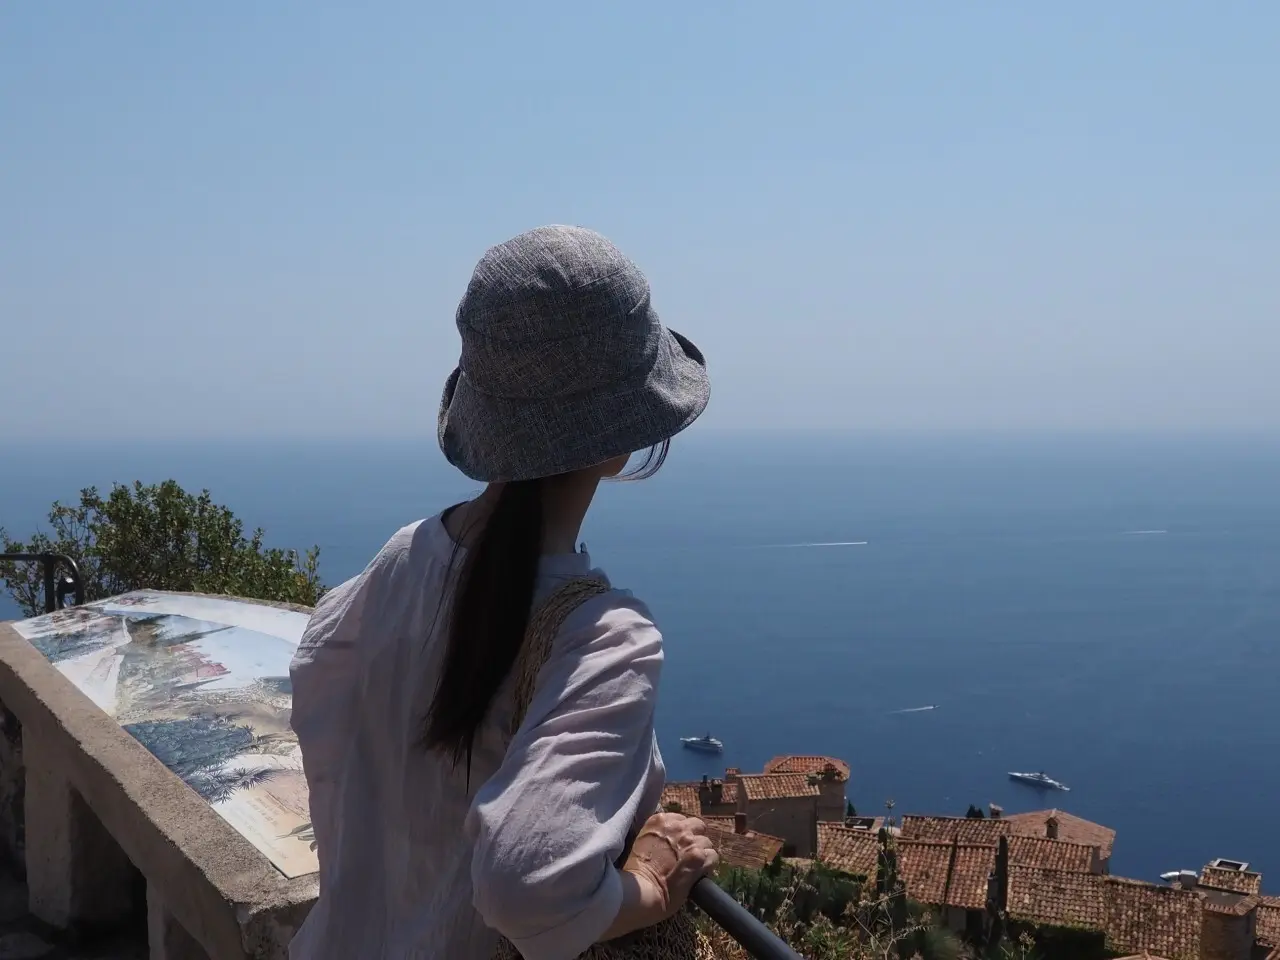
438,225 -> 710,483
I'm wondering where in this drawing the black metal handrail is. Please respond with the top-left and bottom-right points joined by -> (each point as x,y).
0,553 -> 86,613
691,878 -> 802,959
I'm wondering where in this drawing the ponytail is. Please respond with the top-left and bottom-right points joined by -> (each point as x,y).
423,479 -> 544,765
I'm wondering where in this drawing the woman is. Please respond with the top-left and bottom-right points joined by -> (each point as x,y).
289,226 -> 718,959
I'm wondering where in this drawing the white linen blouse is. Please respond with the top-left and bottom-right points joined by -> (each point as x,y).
288,515 -> 667,960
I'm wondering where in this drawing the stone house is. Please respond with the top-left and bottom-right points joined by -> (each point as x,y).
701,813 -> 786,870
763,755 -> 850,823
663,756 -> 852,860
815,821 -> 881,878
1104,876 -> 1205,960
900,814 -> 1012,846
1005,855 -> 1275,960
897,838 -> 997,938
736,773 -> 820,857
1008,834 -> 1104,874
697,773 -> 739,818
1258,896 -> 1280,958
1006,863 -> 1107,931
1179,860 -> 1262,960
1001,808 -> 1115,873
659,781 -> 701,816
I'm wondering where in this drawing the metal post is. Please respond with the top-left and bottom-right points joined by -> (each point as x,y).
0,553 -> 87,613
42,561 -> 56,614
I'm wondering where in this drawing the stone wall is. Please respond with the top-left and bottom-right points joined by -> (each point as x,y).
1200,909 -> 1255,960
816,780 -> 845,823
0,612 -> 318,960
745,796 -> 818,858
0,702 -> 24,878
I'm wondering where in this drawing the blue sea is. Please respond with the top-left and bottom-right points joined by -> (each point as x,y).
2,433 -> 1278,886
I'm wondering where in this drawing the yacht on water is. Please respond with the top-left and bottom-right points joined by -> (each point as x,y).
1007,770 -> 1070,792
680,734 -> 724,754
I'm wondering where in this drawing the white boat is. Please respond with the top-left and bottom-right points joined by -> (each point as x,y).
1008,770 -> 1070,791
680,734 -> 723,754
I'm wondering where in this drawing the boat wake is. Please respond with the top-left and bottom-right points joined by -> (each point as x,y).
1124,529 -> 1168,536
767,541 -> 869,548
889,705 -> 938,714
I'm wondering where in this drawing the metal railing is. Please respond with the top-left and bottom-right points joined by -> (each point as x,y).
691,878 -> 802,959
0,553 -> 86,613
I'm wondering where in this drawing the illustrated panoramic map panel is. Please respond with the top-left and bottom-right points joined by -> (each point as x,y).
13,591 -> 318,878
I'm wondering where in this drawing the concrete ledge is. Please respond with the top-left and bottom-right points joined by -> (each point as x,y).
0,613 -> 316,960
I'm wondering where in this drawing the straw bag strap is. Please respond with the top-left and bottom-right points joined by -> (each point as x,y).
508,576 -> 612,738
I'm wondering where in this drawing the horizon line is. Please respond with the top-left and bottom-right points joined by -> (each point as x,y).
4,427 -> 1280,445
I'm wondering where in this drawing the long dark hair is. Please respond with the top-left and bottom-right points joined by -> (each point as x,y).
422,441 -> 669,767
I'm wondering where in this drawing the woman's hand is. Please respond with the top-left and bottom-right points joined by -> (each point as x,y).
624,812 -> 719,917
600,812 -> 719,941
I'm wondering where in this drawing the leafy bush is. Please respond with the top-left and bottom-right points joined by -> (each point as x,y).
1,480 -> 322,616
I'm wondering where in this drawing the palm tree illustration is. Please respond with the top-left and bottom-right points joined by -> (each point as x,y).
123,716 -> 279,803
282,821 -> 317,851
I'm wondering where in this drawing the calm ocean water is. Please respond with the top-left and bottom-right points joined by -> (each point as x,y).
2,433 -> 1278,886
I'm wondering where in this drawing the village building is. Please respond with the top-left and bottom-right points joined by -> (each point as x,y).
900,813 -> 1011,845
736,773 -> 820,857
663,756 -> 1275,960
1005,856 -> 1275,960
697,771 -> 739,817
816,821 -> 882,877
659,780 -> 701,816
1258,896 -> 1280,957
1104,876 -> 1206,960
1002,807 -> 1117,872
664,755 -> 852,859
1008,834 -> 1104,874
701,813 -> 786,871
763,755 -> 850,822
1006,863 -> 1106,930
897,838 -> 998,938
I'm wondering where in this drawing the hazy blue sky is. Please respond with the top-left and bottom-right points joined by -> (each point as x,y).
3,3 -> 1276,438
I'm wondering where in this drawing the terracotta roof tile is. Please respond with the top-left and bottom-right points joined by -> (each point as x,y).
1008,835 -> 1097,873
1198,864 -> 1263,896
817,822 -> 881,878
900,815 -> 1011,845
896,839 -> 994,910
692,779 -> 740,810
1258,896 -> 1280,947
1201,891 -> 1258,917
738,773 -> 820,801
946,844 -> 997,910
660,782 -> 701,815
1103,877 -> 1203,960
703,820 -> 785,871
690,805 -> 807,871
1007,866 -> 1106,929
898,840 -> 954,905
763,755 -> 851,782
715,781 -> 740,806
1003,809 -> 1116,859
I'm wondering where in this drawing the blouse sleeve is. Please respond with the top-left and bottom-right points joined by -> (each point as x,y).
289,523 -> 417,879
467,592 -> 664,960
289,572 -> 369,880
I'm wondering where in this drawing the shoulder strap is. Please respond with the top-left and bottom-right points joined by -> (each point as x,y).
507,576 -> 611,739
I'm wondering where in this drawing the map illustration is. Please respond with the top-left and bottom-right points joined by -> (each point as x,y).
12,591 -> 318,878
